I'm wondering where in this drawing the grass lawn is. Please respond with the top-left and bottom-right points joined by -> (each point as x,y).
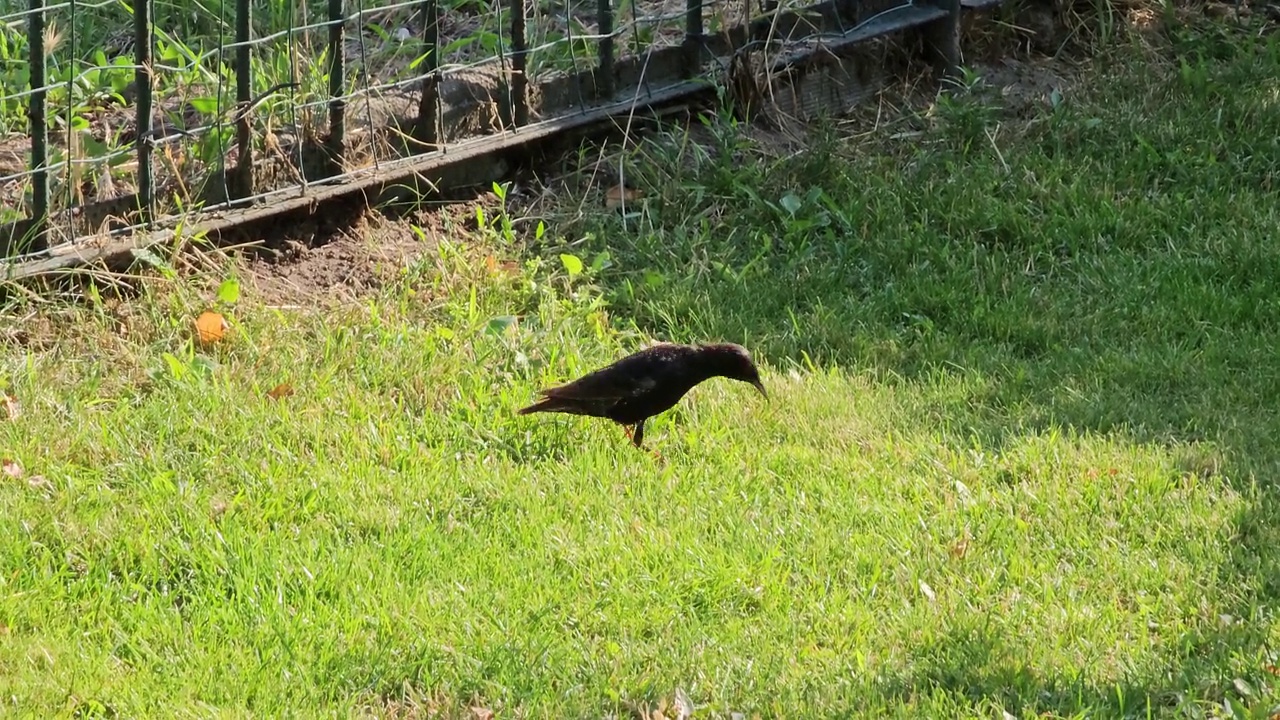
2,19 -> 1280,719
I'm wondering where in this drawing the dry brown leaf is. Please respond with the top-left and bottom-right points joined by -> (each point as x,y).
27,475 -> 52,493
1,458 -> 22,479
266,382 -> 295,400
626,699 -> 669,720
919,580 -> 936,602
605,184 -> 644,210
210,497 -> 230,519
949,536 -> 970,559
1266,664 -> 1280,676
672,688 -> 693,720
195,310 -> 228,345
1,394 -> 18,421
470,707 -> 494,720
484,255 -> 521,275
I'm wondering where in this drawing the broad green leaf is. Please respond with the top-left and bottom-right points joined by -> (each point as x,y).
560,253 -> 584,277
162,352 -> 186,379
486,315 -> 517,335
217,278 -> 241,304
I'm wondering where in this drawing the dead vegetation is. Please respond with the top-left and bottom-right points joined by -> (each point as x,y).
2,0 -> 1273,307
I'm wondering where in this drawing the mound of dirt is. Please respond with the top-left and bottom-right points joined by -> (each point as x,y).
240,211 -> 434,307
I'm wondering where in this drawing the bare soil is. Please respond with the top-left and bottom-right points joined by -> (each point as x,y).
9,0 -> 1274,309
236,211 -> 406,307
227,190 -> 508,308
0,0 -> 824,234
224,47 -> 1079,310
241,214 -> 414,306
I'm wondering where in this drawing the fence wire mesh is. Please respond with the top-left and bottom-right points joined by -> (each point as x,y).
0,0 -> 946,263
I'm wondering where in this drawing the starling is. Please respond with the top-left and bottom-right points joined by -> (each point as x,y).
518,342 -> 767,449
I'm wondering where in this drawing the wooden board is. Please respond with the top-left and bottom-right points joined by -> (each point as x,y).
2,0 -> 994,281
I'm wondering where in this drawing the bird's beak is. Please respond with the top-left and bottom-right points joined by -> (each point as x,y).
752,379 -> 768,399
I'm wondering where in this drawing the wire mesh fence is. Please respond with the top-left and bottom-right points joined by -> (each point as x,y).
0,0 -> 959,263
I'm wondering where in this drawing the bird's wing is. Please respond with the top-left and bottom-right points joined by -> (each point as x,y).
540,365 -> 658,401
540,345 -> 688,402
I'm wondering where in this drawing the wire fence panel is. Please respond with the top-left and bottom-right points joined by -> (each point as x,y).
0,0 -> 958,261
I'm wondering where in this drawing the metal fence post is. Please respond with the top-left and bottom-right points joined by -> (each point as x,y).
26,0 -> 49,253
597,0 -> 614,98
232,0 -> 254,200
511,0 -> 529,126
683,0 -> 703,77
135,0 -> 154,222
327,0 -> 346,168
415,0 -> 440,149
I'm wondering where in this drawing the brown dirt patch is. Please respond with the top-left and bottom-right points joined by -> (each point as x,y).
979,55 -> 1074,117
232,194 -> 494,308
239,212 -> 429,307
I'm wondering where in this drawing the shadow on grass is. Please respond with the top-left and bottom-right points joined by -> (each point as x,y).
524,31 -> 1280,713
868,565 -> 1280,715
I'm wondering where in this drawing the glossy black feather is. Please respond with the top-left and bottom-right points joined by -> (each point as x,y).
519,342 -> 766,449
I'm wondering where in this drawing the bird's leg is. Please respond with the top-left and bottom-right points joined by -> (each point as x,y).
630,421 -> 663,460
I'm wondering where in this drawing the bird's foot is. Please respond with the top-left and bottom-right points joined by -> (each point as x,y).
623,423 -> 660,460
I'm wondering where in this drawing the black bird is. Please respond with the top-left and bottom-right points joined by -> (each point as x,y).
518,342 -> 768,449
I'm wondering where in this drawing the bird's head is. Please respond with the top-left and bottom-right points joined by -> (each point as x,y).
700,342 -> 767,399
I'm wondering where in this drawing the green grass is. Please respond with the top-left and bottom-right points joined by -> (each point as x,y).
3,22 -> 1280,718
